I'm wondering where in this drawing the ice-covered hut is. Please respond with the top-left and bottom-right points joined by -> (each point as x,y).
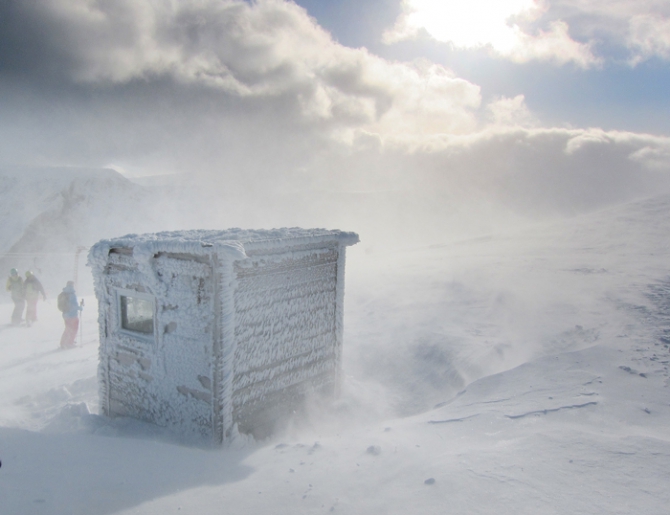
88,228 -> 359,443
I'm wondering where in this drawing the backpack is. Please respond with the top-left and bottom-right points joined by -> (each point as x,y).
57,291 -> 69,313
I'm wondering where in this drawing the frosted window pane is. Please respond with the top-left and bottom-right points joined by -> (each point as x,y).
120,295 -> 154,335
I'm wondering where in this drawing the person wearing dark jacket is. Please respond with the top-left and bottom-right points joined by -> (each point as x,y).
6,268 -> 25,325
59,281 -> 82,349
24,271 -> 46,326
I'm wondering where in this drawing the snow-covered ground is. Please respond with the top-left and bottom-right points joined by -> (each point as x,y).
2,194 -> 670,514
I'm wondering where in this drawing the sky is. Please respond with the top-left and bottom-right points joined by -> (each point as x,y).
293,0 -> 670,134
322,0 -> 670,143
1,0 -> 670,245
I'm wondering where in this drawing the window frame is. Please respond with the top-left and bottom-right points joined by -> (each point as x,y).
116,288 -> 156,342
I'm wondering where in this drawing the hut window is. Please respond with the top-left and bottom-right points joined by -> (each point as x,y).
118,290 -> 155,336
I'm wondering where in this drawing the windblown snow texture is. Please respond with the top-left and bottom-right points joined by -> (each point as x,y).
88,228 -> 359,443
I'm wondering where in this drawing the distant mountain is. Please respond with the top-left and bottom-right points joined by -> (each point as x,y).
0,167 -> 154,293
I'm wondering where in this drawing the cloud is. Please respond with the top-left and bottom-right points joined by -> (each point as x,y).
627,14 -> 670,64
486,95 -> 537,127
629,145 -> 670,170
0,0 -> 481,136
375,127 -> 670,214
551,0 -> 670,65
383,0 -> 599,68
384,0 -> 670,67
504,20 -> 599,67
383,0 -> 541,48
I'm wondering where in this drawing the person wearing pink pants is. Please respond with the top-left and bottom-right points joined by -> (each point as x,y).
61,317 -> 79,348
59,281 -> 81,349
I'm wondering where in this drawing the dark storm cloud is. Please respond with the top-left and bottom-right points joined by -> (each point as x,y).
0,0 -> 168,81
0,0 -> 73,78
0,0 -> 482,177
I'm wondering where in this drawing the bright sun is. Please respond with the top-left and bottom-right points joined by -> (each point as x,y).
400,0 -> 539,51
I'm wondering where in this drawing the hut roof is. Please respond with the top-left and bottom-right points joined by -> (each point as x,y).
88,228 -> 359,268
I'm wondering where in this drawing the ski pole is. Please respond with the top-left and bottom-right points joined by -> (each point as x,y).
79,298 -> 85,345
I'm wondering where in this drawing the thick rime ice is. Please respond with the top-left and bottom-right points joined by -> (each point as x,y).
88,228 -> 358,444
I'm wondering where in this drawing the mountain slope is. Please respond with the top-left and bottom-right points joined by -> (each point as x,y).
0,167 -> 153,293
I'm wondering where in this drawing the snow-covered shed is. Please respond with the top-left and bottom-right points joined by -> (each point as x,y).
88,228 -> 359,443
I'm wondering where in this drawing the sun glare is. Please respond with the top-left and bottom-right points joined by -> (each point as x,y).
402,0 -> 539,51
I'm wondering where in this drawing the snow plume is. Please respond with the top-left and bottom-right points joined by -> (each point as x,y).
106,125 -> 670,275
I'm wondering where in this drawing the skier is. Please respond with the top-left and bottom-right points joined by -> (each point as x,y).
24,271 -> 46,326
58,281 -> 82,349
6,268 -> 25,325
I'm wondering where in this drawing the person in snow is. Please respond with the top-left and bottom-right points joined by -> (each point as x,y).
6,268 -> 25,325
24,271 -> 46,326
59,281 -> 82,349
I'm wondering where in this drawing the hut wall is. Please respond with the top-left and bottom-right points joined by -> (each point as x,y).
97,251 -> 216,439
229,243 -> 341,437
